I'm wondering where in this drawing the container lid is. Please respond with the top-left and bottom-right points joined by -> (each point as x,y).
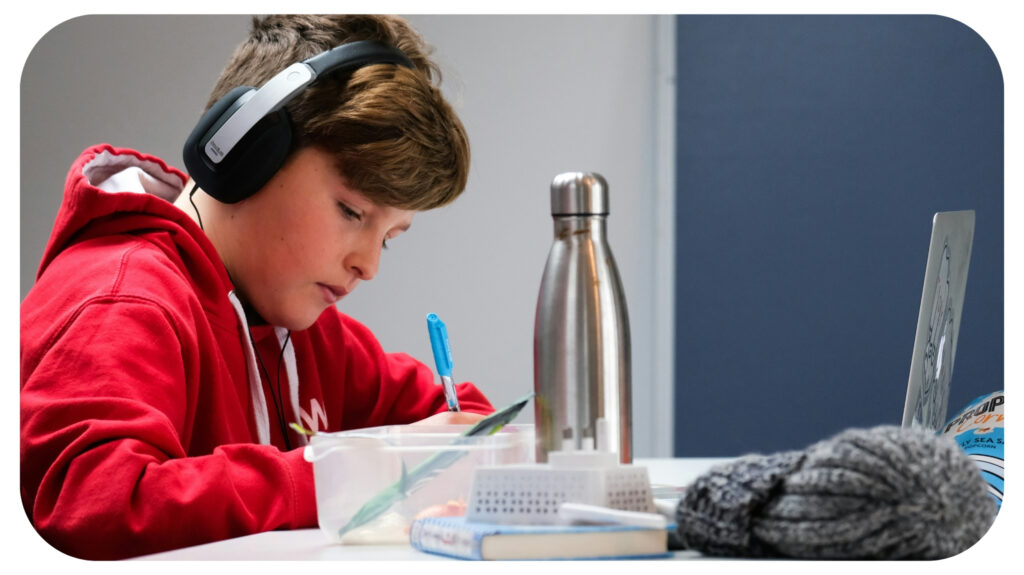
302,423 -> 536,463
550,172 -> 609,216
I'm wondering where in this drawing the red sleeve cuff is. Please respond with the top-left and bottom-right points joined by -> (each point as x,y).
282,447 -> 318,529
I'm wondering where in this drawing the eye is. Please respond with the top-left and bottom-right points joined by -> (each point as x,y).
337,202 -> 362,222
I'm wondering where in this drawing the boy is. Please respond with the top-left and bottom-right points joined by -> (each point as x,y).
20,15 -> 493,560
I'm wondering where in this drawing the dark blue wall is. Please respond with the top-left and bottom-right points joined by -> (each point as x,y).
673,16 -> 1003,456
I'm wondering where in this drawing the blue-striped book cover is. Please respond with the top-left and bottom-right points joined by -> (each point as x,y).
409,515 -> 673,560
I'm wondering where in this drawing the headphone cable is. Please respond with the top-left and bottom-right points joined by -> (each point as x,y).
250,326 -> 293,451
188,181 -> 205,231
276,331 -> 293,444
189,177 -> 292,447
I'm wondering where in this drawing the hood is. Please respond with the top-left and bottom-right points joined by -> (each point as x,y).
39,144 -> 191,277
37,144 -> 236,298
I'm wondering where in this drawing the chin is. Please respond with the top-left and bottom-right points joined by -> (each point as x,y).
286,312 -> 323,332
266,307 -> 324,332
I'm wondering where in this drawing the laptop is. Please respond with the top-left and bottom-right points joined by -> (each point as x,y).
901,210 -> 976,430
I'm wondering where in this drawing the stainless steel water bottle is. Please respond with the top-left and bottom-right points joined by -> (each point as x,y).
533,172 -> 632,463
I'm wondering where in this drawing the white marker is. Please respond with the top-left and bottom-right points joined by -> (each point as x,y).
557,502 -> 668,529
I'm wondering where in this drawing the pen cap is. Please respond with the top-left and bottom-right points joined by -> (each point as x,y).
426,313 -> 453,376
550,172 -> 608,216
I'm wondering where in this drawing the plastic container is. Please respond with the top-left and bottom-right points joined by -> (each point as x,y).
303,424 -> 534,544
466,449 -> 655,525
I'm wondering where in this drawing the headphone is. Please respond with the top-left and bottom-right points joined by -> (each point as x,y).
183,40 -> 414,204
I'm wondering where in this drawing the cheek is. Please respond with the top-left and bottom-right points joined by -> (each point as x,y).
271,209 -> 347,274
235,206 -> 312,288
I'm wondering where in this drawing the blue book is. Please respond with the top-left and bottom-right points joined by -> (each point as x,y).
409,516 -> 672,560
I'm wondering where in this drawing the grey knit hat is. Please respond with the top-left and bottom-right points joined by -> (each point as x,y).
675,425 -> 997,559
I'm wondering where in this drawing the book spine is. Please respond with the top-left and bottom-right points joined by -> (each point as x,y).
409,519 -> 485,560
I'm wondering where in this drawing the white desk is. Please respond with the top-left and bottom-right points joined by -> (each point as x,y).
135,457 -> 730,561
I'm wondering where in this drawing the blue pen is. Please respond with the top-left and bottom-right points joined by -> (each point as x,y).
426,313 -> 461,412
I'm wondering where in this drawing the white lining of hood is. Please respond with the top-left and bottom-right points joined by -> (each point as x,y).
84,149 -> 182,202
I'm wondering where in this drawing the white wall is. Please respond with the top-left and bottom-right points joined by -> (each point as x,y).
19,15 -> 674,456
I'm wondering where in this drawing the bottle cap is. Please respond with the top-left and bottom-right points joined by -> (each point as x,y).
550,172 -> 609,216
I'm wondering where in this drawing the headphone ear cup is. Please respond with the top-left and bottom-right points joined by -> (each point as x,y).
183,86 -> 294,204
207,110 -> 293,204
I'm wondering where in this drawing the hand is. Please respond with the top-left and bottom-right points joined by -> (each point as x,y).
411,411 -> 487,426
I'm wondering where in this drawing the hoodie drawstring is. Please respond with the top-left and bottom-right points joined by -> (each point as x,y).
275,326 -> 307,446
228,291 -> 271,445
228,291 -> 302,447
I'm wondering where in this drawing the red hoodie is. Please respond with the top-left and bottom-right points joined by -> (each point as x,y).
20,144 -> 494,560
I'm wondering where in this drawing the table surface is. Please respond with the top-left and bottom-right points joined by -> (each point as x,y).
134,457 -> 731,561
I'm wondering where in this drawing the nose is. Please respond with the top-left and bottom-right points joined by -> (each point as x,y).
345,237 -> 381,281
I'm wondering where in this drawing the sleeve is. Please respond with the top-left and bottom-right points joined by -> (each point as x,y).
20,300 -> 316,560
330,313 -> 495,430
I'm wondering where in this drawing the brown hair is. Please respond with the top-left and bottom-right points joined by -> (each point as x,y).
206,15 -> 469,210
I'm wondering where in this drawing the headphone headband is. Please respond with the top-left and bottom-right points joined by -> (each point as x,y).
204,41 -> 414,164
183,40 -> 414,204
